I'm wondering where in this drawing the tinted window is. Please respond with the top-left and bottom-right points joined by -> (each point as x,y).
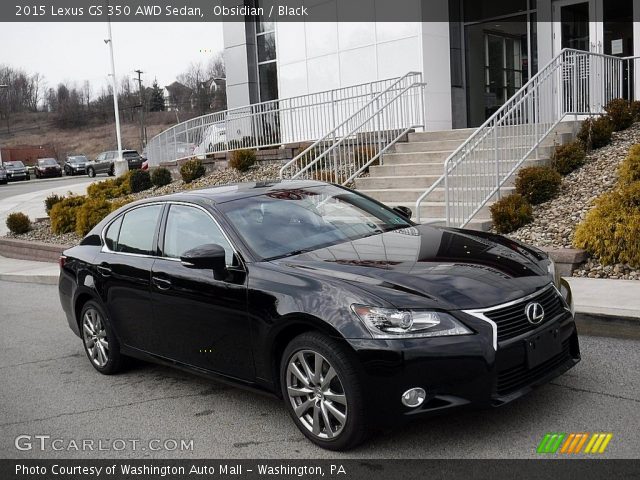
105,216 -> 123,251
116,205 -> 162,255
39,159 -> 57,166
163,205 -> 233,264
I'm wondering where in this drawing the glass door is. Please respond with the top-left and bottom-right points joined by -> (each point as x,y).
553,0 -> 602,54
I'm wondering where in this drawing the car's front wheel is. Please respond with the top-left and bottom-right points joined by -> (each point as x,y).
80,301 -> 125,375
87,167 -> 96,178
280,332 -> 368,451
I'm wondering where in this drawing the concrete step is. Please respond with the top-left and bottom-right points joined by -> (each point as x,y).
383,147 -> 553,165
408,128 -> 476,142
356,174 -> 518,190
359,187 -> 514,204
371,157 -> 550,177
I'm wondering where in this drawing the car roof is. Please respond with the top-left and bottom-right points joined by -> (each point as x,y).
136,179 -> 328,206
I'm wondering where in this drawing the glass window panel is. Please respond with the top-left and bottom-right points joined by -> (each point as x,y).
116,205 -> 162,255
257,32 -> 277,62
105,216 -> 123,251
259,62 -> 279,102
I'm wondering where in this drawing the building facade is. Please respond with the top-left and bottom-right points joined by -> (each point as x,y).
223,0 -> 639,131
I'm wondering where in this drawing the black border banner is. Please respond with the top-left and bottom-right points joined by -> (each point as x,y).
2,459 -> 640,480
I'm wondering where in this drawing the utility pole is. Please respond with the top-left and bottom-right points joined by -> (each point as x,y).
134,69 -> 146,151
105,15 -> 126,177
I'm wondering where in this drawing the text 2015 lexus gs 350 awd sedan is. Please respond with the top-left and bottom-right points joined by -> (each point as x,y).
59,180 -> 580,450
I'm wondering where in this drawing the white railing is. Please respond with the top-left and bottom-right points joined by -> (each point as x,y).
415,49 -> 640,227
279,72 -> 426,185
146,77 -> 418,166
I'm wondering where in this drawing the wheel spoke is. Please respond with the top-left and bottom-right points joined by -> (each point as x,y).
324,400 -> 346,424
320,366 -> 337,389
324,391 -> 347,405
294,398 -> 315,417
289,363 -> 311,388
298,353 -> 315,385
312,404 -> 321,436
313,353 -> 323,385
320,402 -> 334,438
83,324 -> 94,337
287,386 -> 313,397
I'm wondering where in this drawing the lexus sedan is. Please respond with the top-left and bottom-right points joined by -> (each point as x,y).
58,180 -> 580,450
64,155 -> 89,176
3,161 -> 30,181
34,158 -> 63,178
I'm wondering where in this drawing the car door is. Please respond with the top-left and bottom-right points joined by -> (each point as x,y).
93,204 -> 163,353
150,203 -> 253,380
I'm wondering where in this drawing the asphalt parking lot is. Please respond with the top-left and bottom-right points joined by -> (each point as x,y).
1,279 -> 639,459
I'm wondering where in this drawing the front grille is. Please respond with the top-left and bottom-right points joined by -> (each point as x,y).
485,286 -> 567,343
496,340 -> 571,395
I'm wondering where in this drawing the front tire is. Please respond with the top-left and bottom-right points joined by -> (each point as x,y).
80,301 -> 125,375
87,167 -> 96,178
280,332 -> 368,451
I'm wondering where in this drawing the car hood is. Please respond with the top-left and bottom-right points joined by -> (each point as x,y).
271,225 -> 552,310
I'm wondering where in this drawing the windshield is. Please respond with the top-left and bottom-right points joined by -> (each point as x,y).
69,156 -> 87,163
39,159 -> 57,166
218,185 -> 413,261
6,161 -> 24,168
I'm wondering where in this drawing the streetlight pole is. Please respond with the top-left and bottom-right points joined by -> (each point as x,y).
0,84 -> 7,166
105,17 -> 126,176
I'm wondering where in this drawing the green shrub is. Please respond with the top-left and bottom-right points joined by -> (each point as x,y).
180,159 -> 206,183
630,100 -> 640,122
128,169 -> 152,193
151,167 -> 173,187
574,182 -> 640,267
577,116 -> 613,150
50,195 -> 86,234
604,98 -> 633,131
514,166 -> 562,204
44,194 -> 64,216
551,141 -> 586,175
490,194 -> 533,234
87,174 -> 130,199
229,149 -> 257,172
6,212 -> 31,234
618,144 -> 640,185
75,197 -> 113,236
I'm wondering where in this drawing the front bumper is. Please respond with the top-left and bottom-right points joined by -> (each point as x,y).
346,302 -> 580,424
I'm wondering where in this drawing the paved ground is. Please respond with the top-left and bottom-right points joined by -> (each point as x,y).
1,280 -> 639,459
0,175 -> 97,235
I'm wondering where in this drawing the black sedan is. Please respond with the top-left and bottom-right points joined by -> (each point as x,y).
3,161 -> 30,181
64,155 -> 89,176
58,181 -> 580,450
34,158 -> 63,178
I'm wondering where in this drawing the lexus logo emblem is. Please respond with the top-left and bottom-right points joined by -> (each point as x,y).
525,302 -> 545,325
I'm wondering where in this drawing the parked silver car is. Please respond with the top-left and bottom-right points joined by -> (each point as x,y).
3,161 -> 30,181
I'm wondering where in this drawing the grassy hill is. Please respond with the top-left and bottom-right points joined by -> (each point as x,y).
0,111 -> 178,160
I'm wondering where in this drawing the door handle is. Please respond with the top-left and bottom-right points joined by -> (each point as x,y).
152,276 -> 172,291
96,264 -> 112,277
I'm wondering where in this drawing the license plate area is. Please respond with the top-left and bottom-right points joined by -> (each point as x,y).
525,326 -> 562,368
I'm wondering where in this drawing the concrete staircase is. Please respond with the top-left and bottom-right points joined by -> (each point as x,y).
356,121 -> 580,230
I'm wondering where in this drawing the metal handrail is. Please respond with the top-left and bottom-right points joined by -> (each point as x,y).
279,72 -> 426,185
415,49 -> 639,227
146,76 -> 417,166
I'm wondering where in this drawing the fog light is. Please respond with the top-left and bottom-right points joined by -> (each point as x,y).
401,388 -> 426,408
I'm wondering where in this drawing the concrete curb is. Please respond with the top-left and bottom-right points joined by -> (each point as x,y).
575,312 -> 640,340
0,272 -> 58,285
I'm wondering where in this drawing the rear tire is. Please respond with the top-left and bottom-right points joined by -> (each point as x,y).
87,167 -> 96,178
280,332 -> 369,451
80,300 -> 125,375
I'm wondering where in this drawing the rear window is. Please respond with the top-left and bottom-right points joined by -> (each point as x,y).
123,151 -> 140,158
110,205 -> 162,255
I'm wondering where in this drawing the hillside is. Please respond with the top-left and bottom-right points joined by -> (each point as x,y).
0,111 -> 178,160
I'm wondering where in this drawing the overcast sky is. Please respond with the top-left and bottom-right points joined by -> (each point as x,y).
0,22 -> 224,95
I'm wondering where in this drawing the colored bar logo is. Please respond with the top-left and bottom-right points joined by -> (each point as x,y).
537,433 -> 613,454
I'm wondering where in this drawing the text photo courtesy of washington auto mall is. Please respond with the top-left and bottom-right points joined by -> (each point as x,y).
0,1 -> 639,479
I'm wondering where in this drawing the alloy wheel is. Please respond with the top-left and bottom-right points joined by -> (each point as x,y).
286,350 -> 348,440
82,308 -> 109,368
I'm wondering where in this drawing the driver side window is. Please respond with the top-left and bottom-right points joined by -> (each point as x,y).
162,204 -> 234,265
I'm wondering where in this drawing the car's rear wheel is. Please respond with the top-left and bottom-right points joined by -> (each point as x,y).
280,332 -> 368,451
80,301 -> 125,375
87,167 -> 96,178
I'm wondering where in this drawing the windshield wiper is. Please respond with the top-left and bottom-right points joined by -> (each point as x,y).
263,249 -> 316,261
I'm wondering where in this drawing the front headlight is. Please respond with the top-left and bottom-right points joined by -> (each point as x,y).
351,305 -> 472,339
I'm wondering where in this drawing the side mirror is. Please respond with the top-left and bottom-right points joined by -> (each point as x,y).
180,244 -> 226,274
393,206 -> 412,219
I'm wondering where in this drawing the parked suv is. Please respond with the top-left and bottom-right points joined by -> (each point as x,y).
64,155 -> 89,176
86,150 -> 144,177
34,158 -> 63,178
3,161 -> 30,181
